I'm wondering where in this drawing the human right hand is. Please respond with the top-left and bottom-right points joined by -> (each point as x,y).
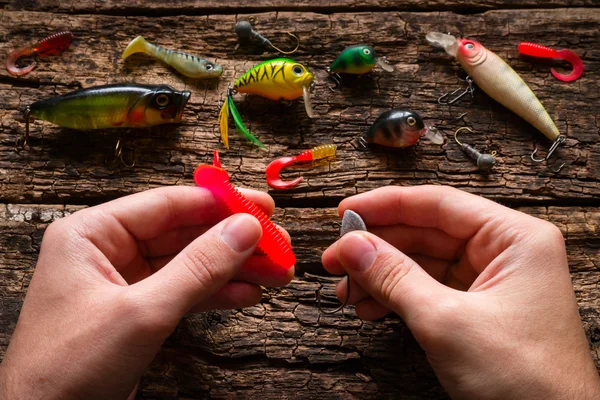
322,185 -> 600,400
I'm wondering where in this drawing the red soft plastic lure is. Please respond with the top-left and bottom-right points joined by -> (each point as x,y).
518,42 -> 583,82
266,144 -> 337,189
6,31 -> 74,76
194,151 -> 296,269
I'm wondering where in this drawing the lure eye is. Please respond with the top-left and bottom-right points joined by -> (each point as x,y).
155,94 -> 170,108
206,64 -> 214,71
292,65 -> 304,76
465,43 -> 475,50
363,48 -> 371,55
407,116 -> 416,126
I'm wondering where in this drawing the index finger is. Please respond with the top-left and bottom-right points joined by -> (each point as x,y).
339,185 -> 525,240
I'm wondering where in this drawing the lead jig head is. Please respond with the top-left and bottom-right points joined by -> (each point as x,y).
454,127 -> 496,173
234,20 -> 299,55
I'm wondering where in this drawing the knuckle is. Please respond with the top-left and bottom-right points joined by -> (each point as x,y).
375,252 -> 412,303
180,246 -> 219,288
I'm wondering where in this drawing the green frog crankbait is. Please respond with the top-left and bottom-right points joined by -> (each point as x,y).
328,44 -> 393,88
219,58 -> 315,150
358,109 -> 444,149
122,36 -> 223,79
22,83 -> 191,147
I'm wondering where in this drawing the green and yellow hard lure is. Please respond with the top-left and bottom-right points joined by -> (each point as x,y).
219,58 -> 315,150
23,83 -> 191,146
328,45 -> 393,87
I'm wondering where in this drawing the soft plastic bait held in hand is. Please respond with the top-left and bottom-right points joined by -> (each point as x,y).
6,31 -> 73,76
122,36 -> 223,79
426,32 -> 565,163
194,151 -> 296,269
22,83 -> 191,146
359,109 -> 443,149
219,58 -> 315,150
266,144 -> 337,189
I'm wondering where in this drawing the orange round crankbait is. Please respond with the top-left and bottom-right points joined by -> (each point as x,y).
6,31 -> 73,76
266,144 -> 337,189
194,151 -> 296,270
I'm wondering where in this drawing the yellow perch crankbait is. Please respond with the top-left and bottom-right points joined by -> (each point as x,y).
122,36 -> 223,79
426,32 -> 565,162
219,58 -> 315,149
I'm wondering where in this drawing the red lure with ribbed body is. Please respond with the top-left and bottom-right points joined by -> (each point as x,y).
6,31 -> 74,76
194,151 -> 296,270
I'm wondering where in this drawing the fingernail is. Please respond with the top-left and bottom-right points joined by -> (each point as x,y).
221,214 -> 261,252
338,232 -> 377,272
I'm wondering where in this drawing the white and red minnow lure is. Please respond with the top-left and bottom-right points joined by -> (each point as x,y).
426,32 -> 565,163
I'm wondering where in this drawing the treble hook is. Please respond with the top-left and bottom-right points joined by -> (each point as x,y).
16,106 -> 31,150
326,69 -> 342,91
265,144 -> 337,189
518,42 -> 584,82
235,20 -> 299,54
531,135 -> 566,171
438,76 -> 475,105
113,139 -> 135,168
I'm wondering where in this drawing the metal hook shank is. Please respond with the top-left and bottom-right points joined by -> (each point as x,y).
269,32 -> 300,55
531,135 -> 566,163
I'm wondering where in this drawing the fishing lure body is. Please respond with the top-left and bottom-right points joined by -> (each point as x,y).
328,44 -> 393,75
426,32 -> 561,144
220,58 -> 315,149
363,109 -> 443,148
122,36 -> 223,79
6,31 -> 73,76
266,144 -> 337,189
194,151 -> 296,269
28,84 -> 191,130
518,42 -> 583,82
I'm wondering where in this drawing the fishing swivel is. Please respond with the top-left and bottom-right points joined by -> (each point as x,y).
266,144 -> 337,189
235,20 -> 299,54
453,127 -> 496,173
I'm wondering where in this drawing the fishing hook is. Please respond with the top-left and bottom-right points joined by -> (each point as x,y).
235,20 -> 299,54
531,135 -> 566,168
454,127 -> 496,173
17,106 -> 31,150
316,277 -> 350,314
439,76 -> 474,120
113,138 -> 135,168
326,68 -> 342,91
265,144 -> 337,189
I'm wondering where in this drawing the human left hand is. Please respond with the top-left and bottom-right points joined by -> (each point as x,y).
0,186 -> 293,400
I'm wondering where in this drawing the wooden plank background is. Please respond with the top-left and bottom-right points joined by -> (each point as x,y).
1,1 -> 599,398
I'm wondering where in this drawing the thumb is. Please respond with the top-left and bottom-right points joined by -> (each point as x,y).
336,231 -> 453,326
135,213 -> 262,319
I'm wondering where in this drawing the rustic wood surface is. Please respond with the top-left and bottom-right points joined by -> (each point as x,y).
1,1 -> 599,398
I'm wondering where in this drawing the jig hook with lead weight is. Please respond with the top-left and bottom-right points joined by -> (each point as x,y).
453,127 -> 496,173
234,20 -> 299,55
265,144 -> 337,189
